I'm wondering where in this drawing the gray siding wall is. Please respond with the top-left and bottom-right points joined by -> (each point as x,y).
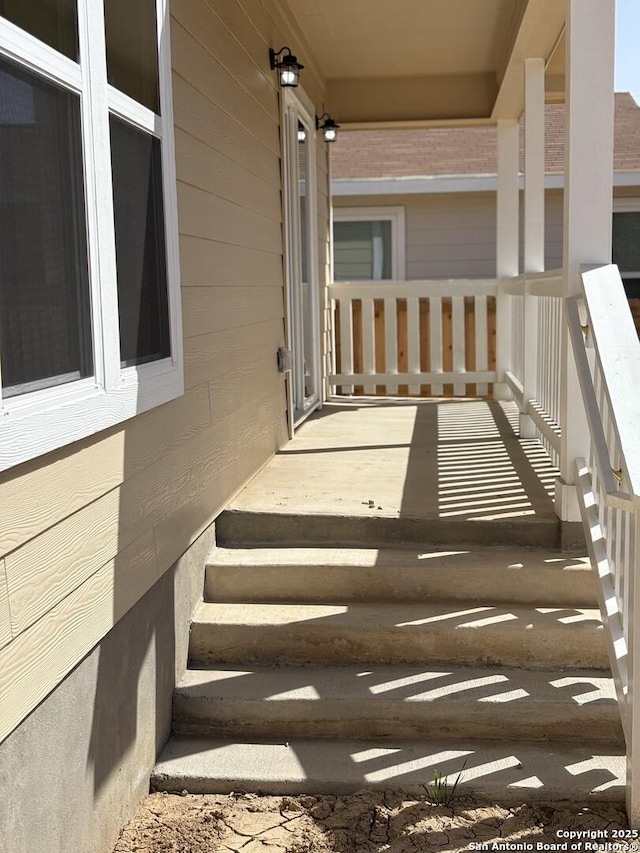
334,190 -> 565,278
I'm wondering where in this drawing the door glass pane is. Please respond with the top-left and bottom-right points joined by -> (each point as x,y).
333,220 -> 392,280
105,0 -> 160,113
0,0 -> 78,61
110,115 -> 170,367
297,119 -> 315,402
0,58 -> 92,398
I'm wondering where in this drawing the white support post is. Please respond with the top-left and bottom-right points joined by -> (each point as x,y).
520,57 -> 546,437
556,0 -> 614,522
495,118 -> 520,400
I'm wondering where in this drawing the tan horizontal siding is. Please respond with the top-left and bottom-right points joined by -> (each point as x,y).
0,385 -> 211,557
0,529 -> 159,743
178,183 -> 283,250
172,75 -> 282,188
0,0 -> 330,745
172,0 -> 279,122
181,286 -> 284,339
184,317 -> 284,390
179,236 -> 284,288
155,389 -> 288,570
0,561 -> 10,650
172,21 -> 280,155
175,128 -> 282,221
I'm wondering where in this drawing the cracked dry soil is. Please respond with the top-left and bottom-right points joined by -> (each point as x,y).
113,790 -> 628,852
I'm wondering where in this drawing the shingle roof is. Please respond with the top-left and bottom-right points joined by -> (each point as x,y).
331,93 -> 640,179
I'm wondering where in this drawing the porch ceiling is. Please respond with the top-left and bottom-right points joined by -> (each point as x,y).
285,0 -> 566,128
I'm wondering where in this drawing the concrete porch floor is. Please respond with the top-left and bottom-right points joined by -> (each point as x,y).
223,398 -> 561,547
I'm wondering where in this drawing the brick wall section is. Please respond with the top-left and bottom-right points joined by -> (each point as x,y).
332,93 -> 640,179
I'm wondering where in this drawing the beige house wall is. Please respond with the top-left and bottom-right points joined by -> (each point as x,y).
0,0 -> 330,746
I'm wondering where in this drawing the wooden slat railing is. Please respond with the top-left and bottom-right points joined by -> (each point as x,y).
568,263 -> 640,822
329,280 -> 497,397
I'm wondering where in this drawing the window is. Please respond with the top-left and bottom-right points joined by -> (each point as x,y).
0,0 -> 182,472
613,204 -> 640,298
333,207 -> 405,281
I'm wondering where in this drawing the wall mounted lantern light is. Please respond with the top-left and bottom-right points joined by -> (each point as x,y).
316,113 -> 340,142
269,47 -> 304,87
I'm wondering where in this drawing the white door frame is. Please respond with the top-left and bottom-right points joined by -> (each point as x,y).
282,87 -> 321,430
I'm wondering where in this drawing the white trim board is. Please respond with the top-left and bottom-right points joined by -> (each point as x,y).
332,170 -> 640,197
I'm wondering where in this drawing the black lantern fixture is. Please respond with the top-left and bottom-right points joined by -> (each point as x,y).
269,47 -> 304,88
316,113 -> 340,143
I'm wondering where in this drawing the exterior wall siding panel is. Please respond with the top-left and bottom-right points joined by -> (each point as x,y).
0,0 -> 329,752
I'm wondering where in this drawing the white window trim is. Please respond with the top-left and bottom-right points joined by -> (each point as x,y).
333,206 -> 406,280
614,197 -> 640,213
0,0 -> 183,473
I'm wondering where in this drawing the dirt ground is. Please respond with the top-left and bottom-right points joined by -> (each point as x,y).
113,790 -> 630,852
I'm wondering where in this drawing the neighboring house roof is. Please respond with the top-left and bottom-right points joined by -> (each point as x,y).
331,92 -> 640,182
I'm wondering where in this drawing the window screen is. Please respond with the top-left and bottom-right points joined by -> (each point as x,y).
0,58 -> 92,397
334,220 -> 393,281
105,0 -> 160,113
110,115 -> 170,367
613,211 -> 640,297
0,0 -> 78,61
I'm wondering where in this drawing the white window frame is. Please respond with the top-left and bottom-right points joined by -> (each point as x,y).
333,206 -> 406,281
0,0 -> 183,473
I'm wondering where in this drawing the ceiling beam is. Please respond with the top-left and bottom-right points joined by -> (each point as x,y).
492,0 -> 566,119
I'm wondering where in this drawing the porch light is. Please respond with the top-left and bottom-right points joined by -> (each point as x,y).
316,113 -> 340,143
297,127 -> 307,143
269,47 -> 304,88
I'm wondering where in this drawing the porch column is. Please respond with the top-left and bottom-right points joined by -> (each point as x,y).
520,58 -> 545,437
495,118 -> 520,399
556,0 -> 614,521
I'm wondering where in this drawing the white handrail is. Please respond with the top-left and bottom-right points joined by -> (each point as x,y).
569,263 -> 640,821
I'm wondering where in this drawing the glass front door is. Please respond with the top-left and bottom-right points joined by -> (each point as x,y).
283,92 -> 320,427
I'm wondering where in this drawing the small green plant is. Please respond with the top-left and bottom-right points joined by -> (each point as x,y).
424,759 -> 468,808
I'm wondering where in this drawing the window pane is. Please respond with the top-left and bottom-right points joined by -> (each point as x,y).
0,0 -> 78,60
110,115 -> 170,367
333,220 -> 392,281
298,121 -> 308,285
613,212 -> 640,273
0,59 -> 92,398
105,0 -> 159,112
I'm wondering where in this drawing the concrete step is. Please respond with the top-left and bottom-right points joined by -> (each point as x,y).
189,601 -> 608,669
173,664 -> 622,743
215,509 -> 561,550
206,546 -> 597,607
152,736 -> 625,802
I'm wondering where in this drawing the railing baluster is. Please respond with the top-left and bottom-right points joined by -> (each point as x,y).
407,296 -> 420,396
452,295 -> 465,395
338,297 -> 354,395
362,298 -> 376,395
430,296 -> 443,396
475,295 -> 488,397
384,297 -> 398,394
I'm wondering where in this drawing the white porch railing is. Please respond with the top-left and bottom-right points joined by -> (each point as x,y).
500,270 -> 564,467
328,280 -> 497,397
568,263 -> 640,822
